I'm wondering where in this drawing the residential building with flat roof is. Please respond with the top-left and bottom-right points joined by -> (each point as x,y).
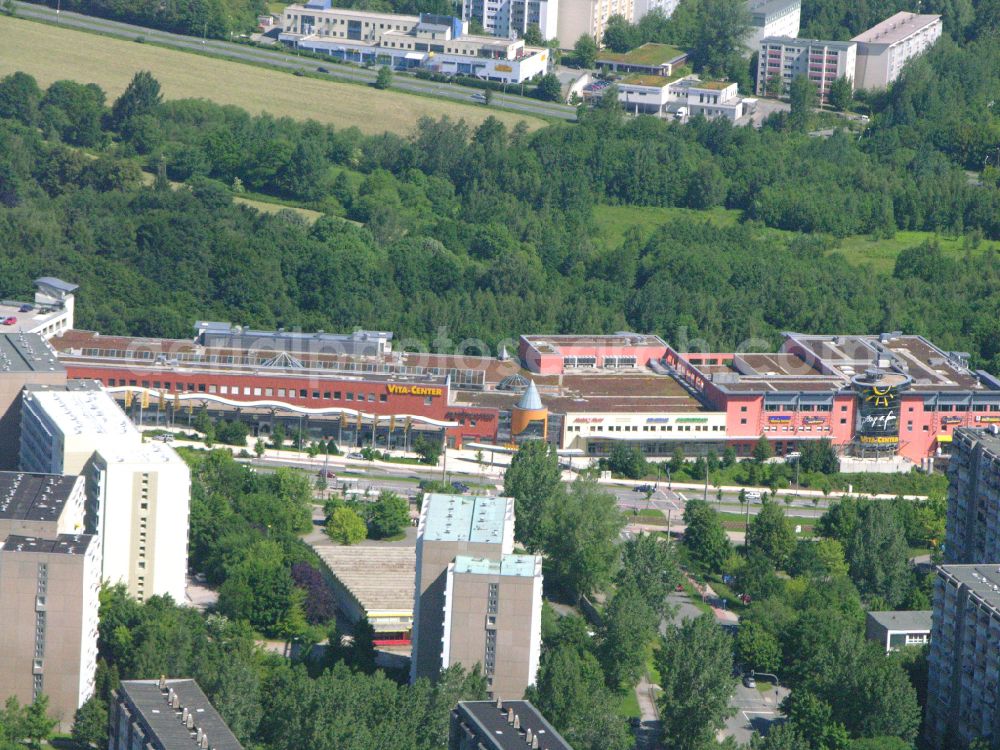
945,427 -> 1000,564
411,494 -> 515,685
0,333 -> 65,470
556,0 -> 634,48
110,678 -> 244,750
865,610 -> 931,652
461,0 -> 558,41
756,36 -> 857,100
926,564 -> 1000,748
280,2 -> 550,83
852,12 -> 941,89
745,0 -> 800,51
19,382 -> 190,602
0,471 -> 85,539
0,532 -> 99,730
450,700 -> 574,750
444,554 -> 542,699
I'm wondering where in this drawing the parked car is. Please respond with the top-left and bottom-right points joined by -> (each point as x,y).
1,317 -> 17,325
635,484 -> 654,493
743,674 -> 756,688
317,66 -> 330,73
319,470 -> 336,479
451,481 -> 471,493
347,452 -> 364,459
18,304 -> 33,312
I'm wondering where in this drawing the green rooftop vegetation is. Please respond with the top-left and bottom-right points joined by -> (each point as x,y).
597,42 -> 687,67
619,66 -> 693,88
694,79 -> 734,90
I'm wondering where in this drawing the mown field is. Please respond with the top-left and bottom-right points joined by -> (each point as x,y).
0,15 -> 545,135
593,204 -> 997,272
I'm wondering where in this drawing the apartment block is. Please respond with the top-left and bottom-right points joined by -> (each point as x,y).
461,0 -> 558,41
756,36 -> 856,101
0,333 -> 65,470
633,0 -> 679,23
745,0 -> 800,52
556,0 -> 634,47
450,700 -> 574,750
0,471 -> 85,539
444,555 -> 542,701
0,533 -> 99,730
944,427 -> 1000,564
110,678 -> 244,750
852,12 -> 942,89
926,564 -> 1000,748
411,494 -> 515,684
19,382 -> 190,602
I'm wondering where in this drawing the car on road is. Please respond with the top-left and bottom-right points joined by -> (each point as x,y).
451,481 -> 471,493
347,452 -> 364,459
635,484 -> 655,493
743,674 -> 756,689
317,66 -> 330,73
319,470 -> 336,479
471,92 -> 487,101
1,317 -> 17,325
18,304 -> 33,312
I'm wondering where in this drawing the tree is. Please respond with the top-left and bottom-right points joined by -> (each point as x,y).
616,532 -> 682,617
574,33 -> 599,68
369,490 -> 410,538
682,498 -> 733,573
110,70 -> 162,131
483,87 -> 493,105
412,434 -> 441,465
607,441 -> 646,479
722,446 -> 737,468
327,506 -> 368,545
752,435 -> 774,464
844,502 -> 912,607
523,23 -> 544,45
540,481 -> 624,600
689,0 -> 752,75
535,73 -> 563,102
736,552 -> 785,601
19,695 -> 56,750
735,619 -> 781,673
527,645 -> 632,750
40,80 -> 106,147
346,616 -> 377,674
374,66 -> 393,89
747,500 -> 796,568
602,14 -> 636,52
254,439 -> 265,458
827,76 -> 853,111
504,440 -> 562,550
788,74 -> 818,132
270,422 -> 287,449
599,582 -> 657,688
799,438 -> 839,474
72,697 -> 108,749
656,614 -> 737,750
0,72 -> 41,125
290,562 -> 337,624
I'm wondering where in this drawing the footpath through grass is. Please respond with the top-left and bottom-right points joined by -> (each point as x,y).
0,15 -> 545,135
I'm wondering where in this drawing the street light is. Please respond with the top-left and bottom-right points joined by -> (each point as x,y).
787,451 -> 802,488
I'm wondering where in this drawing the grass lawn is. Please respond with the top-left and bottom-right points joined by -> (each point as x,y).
0,15 -> 545,135
592,204 -> 997,272
618,688 -> 641,718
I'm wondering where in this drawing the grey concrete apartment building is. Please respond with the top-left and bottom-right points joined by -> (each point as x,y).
110,679 -> 244,750
450,700 -> 574,750
926,564 -> 1000,748
0,333 -> 65,470
412,494 -> 541,699
0,470 -> 98,730
411,494 -> 515,685
945,427 -> 1000,564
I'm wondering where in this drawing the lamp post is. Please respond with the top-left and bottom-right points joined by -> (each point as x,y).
787,451 -> 802,489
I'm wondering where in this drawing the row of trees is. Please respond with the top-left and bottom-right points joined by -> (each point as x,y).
25,0 -> 266,38
3,67 -> 1000,372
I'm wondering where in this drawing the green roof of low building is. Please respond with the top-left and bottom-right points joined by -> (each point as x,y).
693,79 -> 734,90
597,43 -> 687,67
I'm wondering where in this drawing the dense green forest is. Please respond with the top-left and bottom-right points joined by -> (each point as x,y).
1,29 -> 999,368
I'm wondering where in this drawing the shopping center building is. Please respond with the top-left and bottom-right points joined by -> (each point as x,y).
46,324 -> 1000,464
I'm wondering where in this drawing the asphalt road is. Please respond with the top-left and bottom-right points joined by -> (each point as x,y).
724,682 -> 789,745
9,3 -> 577,121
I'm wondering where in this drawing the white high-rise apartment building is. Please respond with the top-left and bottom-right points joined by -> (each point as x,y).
851,12 -> 942,89
745,0 -> 800,52
756,37 -> 857,101
632,0 -> 679,23
462,0 -> 558,40
19,382 -> 190,602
